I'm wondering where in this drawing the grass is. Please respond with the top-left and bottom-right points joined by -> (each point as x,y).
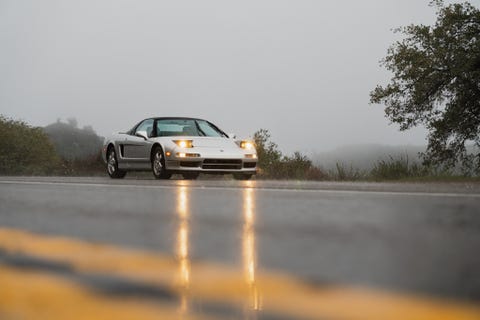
327,163 -> 365,181
318,156 -> 479,182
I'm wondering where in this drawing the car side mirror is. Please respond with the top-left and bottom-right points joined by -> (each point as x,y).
135,130 -> 148,140
227,133 -> 236,139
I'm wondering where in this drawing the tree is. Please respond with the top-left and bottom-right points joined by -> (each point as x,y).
253,129 -> 282,171
281,151 -> 313,179
0,115 -> 60,174
44,120 -> 103,160
252,129 -> 327,179
370,1 -> 480,173
66,117 -> 78,128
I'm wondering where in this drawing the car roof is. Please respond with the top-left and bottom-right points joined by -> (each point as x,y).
128,117 -> 227,136
152,117 -> 207,121
132,117 -> 209,130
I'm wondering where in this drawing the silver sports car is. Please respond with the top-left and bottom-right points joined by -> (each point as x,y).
102,117 -> 257,180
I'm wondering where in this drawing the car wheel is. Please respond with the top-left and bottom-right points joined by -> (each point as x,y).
107,147 -> 127,179
152,146 -> 172,179
233,173 -> 253,180
182,172 -> 199,180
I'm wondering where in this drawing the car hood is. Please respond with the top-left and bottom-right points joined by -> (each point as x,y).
190,137 -> 238,149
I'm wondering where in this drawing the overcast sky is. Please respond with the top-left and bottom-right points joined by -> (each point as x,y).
1,0 -> 477,153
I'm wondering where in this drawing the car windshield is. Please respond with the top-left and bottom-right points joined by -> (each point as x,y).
155,119 -> 225,137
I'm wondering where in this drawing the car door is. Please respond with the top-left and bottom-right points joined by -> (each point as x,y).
122,119 -> 154,166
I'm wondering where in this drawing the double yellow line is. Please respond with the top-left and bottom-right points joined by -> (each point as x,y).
0,184 -> 479,319
1,225 -> 479,320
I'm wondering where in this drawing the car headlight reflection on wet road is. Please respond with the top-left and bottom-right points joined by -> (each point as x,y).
176,185 -> 190,314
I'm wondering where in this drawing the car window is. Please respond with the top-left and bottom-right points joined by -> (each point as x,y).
153,119 -> 226,137
196,120 -> 225,137
156,119 -> 201,137
135,119 -> 154,137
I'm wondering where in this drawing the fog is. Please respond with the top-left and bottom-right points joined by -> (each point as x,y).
1,0 -> 474,154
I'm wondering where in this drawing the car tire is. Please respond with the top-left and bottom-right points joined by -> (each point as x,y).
233,173 -> 253,180
106,147 -> 127,179
152,145 -> 172,179
182,172 -> 199,180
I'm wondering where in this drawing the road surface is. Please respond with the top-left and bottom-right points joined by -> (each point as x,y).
0,176 -> 479,319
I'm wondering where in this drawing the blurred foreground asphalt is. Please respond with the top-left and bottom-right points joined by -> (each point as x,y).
0,176 -> 479,319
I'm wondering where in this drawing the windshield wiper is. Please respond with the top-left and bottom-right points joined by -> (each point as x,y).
194,121 -> 207,136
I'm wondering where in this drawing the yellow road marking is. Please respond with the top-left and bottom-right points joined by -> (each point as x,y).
0,227 -> 479,320
0,265 -> 215,320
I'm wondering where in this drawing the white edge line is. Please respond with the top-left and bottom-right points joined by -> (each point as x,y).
0,180 -> 479,198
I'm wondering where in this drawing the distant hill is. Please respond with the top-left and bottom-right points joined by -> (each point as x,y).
44,119 -> 103,160
312,144 -> 426,171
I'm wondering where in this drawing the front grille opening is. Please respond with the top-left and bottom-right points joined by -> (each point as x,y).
202,159 -> 242,170
180,161 -> 202,168
203,159 -> 242,165
243,162 -> 257,168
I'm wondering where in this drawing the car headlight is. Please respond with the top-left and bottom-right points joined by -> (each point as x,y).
240,140 -> 255,150
173,140 -> 193,148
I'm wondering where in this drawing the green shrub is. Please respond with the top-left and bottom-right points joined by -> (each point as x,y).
0,115 -> 61,174
305,166 -> 330,180
370,156 -> 429,180
59,151 -> 105,176
253,129 -> 328,180
330,162 -> 364,181
253,129 -> 282,172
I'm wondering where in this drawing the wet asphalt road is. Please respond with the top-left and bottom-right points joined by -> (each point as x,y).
0,177 -> 479,302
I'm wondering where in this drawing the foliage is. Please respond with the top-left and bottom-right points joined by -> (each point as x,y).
2,115 -> 474,181
370,156 -> 429,180
44,119 -> 103,160
251,128 -> 473,181
59,152 -> 105,176
280,152 -> 314,179
0,115 -> 105,175
370,1 -> 480,173
0,115 -> 61,174
305,166 -> 330,180
253,129 -> 282,170
329,163 -> 364,181
252,129 -> 328,179
267,152 -> 314,180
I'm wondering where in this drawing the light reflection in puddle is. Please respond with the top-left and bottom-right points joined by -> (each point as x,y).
243,182 -> 262,317
174,181 -> 262,317
176,185 -> 190,316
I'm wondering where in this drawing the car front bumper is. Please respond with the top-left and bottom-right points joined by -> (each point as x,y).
166,156 -> 257,174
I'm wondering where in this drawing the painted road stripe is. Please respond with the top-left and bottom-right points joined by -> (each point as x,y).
1,179 -> 479,198
0,227 -> 479,320
0,265 -> 215,320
